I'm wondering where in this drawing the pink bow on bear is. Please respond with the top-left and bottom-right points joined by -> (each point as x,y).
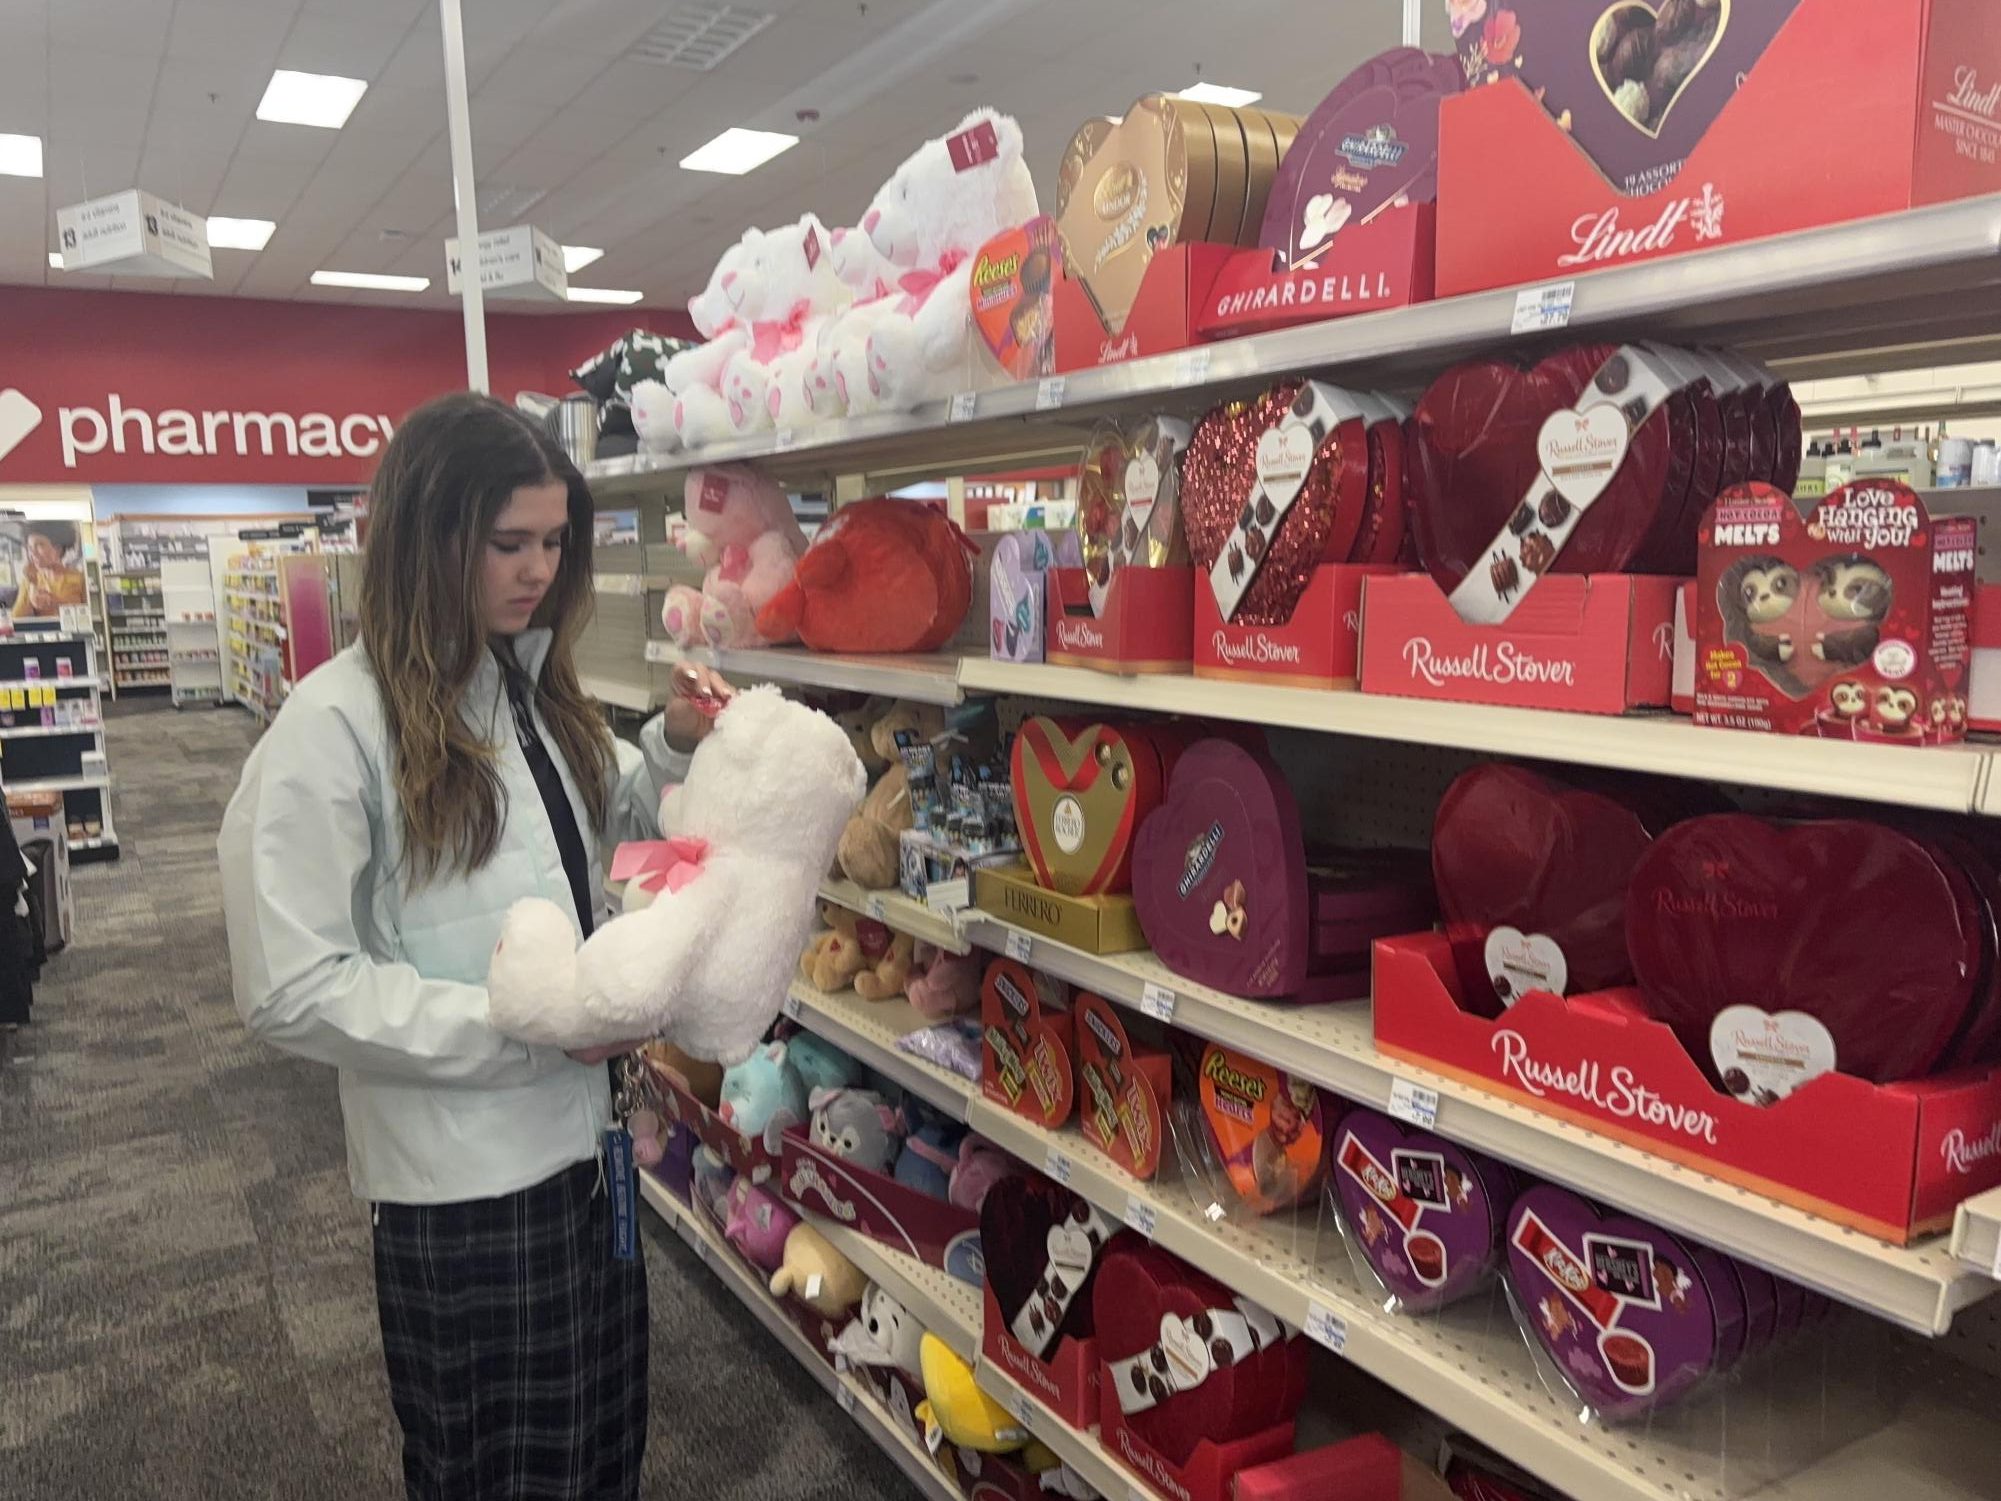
610,835 -> 711,897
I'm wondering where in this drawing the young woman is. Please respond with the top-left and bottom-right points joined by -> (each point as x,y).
219,391 -> 727,1500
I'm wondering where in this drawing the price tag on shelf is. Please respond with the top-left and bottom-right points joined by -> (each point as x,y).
1510,280 -> 1576,335
783,993 -> 803,1022
836,1383 -> 858,1415
1138,981 -> 1177,1024
925,877 -> 970,918
865,894 -> 888,922
1174,348 -> 1212,387
1045,1146 -> 1075,1185
948,391 -> 978,423
1004,930 -> 1034,963
692,1229 -> 709,1261
1129,1487 -> 1152,1501
1204,1201 -> 1227,1223
834,1354 -> 851,1376
1123,1196 -> 1158,1240
1990,1230 -> 2001,1282
773,426 -> 798,451
1302,1303 -> 1348,1354
1035,376 -> 1066,411
925,1423 -> 945,1455
1387,1077 -> 1439,1131
1010,1388 -> 1038,1432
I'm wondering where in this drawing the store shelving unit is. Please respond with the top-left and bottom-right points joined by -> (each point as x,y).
162,559 -> 223,708
0,629 -> 114,859
101,570 -> 167,696
635,1170 -> 961,1501
220,551 -> 334,728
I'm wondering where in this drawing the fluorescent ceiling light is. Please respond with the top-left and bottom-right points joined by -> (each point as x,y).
0,133 -> 43,179
206,216 -> 276,251
567,287 -> 644,305
562,245 -> 604,273
1177,82 -> 1262,107
256,69 -> 368,129
311,269 -> 429,291
679,126 -> 797,175
46,252 -> 61,269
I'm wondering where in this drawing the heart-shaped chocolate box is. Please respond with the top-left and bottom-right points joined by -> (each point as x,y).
1504,1184 -> 1737,1421
1332,1107 -> 1517,1312
1626,813 -> 1979,1086
1455,0 -> 1808,197
981,1173 -> 1107,1353
1012,717 -> 1185,896
1094,1239 -> 1306,1465
1193,1042 -> 1331,1217
1432,762 -> 1664,1016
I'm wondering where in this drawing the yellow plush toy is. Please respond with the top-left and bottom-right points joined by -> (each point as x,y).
913,1334 -> 1031,1454
768,1223 -> 866,1320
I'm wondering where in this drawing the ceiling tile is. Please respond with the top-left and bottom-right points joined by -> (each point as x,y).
133,145 -> 234,214
166,1 -> 295,66
475,45 -> 611,109
277,13 -> 413,80
49,0 -> 174,59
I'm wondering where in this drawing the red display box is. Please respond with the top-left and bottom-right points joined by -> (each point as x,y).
1196,563 -> 1405,689
1671,580 -> 1697,716
1969,582 -> 2001,732
980,1281 -> 1099,1431
1054,243 -> 1232,372
1196,205 -> 1435,342
954,1451 -> 1046,1501
1096,1371 -> 1295,1501
650,1065 -> 783,1185
1373,930 -> 2001,1242
777,1124 -> 983,1275
1435,0 -> 2001,298
1234,1435 -> 1404,1501
1046,565 -> 1194,676
1357,572 -> 1678,715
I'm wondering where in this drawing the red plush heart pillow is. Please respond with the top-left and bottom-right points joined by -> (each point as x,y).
1093,1239 -> 1305,1465
1626,814 -> 1979,1087
1431,763 -> 1661,1017
755,498 -> 973,653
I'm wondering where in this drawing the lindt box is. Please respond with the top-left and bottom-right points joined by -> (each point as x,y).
1435,0 -> 2001,297
1053,243 -> 1232,372
1196,206 -> 1436,341
1196,562 -> 1401,688
1373,930 -> 2001,1244
1358,572 -> 1678,715
1045,565 -> 1194,676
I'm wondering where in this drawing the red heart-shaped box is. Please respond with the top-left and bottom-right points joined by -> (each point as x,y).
981,1173 -> 1106,1349
1093,1239 -> 1306,1467
1431,762 -> 1664,1016
1409,344 -> 1690,596
1074,994 -> 1170,1179
1182,381 -> 1370,626
1626,813 -> 1979,1085
1012,717 -> 1188,895
979,955 -> 1077,1130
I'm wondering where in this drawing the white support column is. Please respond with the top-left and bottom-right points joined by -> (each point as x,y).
1404,0 -> 1420,45
439,0 -> 489,393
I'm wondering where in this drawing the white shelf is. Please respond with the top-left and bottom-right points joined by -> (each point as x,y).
594,572 -> 672,597
0,676 -> 98,691
636,1172 -> 961,1501
1952,1187 -> 2001,1279
8,774 -> 108,793
0,723 -> 100,740
818,878 -> 972,955
784,980 -> 974,1124
648,638 -> 963,706
579,673 -> 657,712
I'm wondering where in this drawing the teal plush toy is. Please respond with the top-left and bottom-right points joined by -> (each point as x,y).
719,1040 -> 808,1148
787,1031 -> 864,1098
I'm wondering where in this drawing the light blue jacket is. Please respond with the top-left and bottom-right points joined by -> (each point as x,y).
218,630 -> 688,1205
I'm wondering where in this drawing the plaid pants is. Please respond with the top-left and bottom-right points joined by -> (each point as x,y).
372,1159 -> 649,1501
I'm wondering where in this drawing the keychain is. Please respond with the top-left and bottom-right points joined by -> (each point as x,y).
605,1053 -> 667,1261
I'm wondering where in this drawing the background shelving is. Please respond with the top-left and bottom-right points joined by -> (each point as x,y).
0,628 -> 114,860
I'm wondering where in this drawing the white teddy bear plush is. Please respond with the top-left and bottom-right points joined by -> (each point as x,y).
858,109 -> 1039,413
486,685 -> 866,1065
661,235 -> 758,450
813,222 -> 911,421
709,214 -> 851,440
755,215 -> 856,430
629,377 -> 680,456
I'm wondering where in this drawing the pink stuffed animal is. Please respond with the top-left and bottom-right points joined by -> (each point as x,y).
905,943 -> 981,1021
724,1177 -> 801,1271
948,1134 -> 1016,1213
660,465 -> 810,650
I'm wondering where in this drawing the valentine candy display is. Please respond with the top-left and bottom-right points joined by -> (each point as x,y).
1093,1239 -> 1307,1469
1057,94 -> 1301,337
486,688 -> 865,1062
969,215 -> 1059,382
1431,762 -> 1662,1016
981,955 -> 1078,1130
1077,417 -> 1192,618
658,466 -> 809,651
1626,813 -> 1981,1090
1177,1042 -> 1330,1217
982,1175 -> 1115,1358
1133,737 -> 1432,1000
1696,481 -> 1974,742
1074,994 -> 1170,1179
1011,718 -> 1186,897
1261,49 -> 1462,271
1451,0 -> 1806,197
755,498 -> 974,655
991,529 -> 1082,663
1331,1107 -> 1516,1313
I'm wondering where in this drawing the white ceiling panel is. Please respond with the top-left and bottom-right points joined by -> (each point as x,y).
133,144 -> 234,213
165,1 -> 297,66
48,0 -> 175,59
277,12 -> 415,80
214,156 -> 315,216
476,45 -> 611,109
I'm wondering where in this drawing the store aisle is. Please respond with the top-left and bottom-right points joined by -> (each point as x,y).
0,705 -> 913,1500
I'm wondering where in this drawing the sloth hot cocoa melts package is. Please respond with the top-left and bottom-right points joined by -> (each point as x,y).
1694,480 -> 1975,742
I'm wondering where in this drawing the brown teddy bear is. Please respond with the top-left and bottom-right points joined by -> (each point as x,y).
836,700 -> 947,890
797,902 -> 917,1000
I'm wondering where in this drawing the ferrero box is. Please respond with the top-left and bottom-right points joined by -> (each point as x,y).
973,864 -> 1147,955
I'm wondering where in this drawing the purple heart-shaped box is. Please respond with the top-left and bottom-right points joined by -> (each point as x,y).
1132,738 -> 1311,997
990,531 -> 1081,663
1504,1184 -> 1734,1421
1331,1107 -> 1515,1313
1259,47 -> 1461,272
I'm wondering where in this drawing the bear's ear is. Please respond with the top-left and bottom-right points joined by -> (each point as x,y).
991,113 -> 1025,165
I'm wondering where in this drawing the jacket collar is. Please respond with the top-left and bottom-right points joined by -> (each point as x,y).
473,628 -> 556,699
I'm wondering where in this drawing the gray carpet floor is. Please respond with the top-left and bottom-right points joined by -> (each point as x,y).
0,701 -> 916,1500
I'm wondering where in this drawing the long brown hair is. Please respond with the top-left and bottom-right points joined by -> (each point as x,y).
361,392 -> 613,884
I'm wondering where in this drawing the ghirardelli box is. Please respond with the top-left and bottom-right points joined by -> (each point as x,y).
1695,480 -> 1974,741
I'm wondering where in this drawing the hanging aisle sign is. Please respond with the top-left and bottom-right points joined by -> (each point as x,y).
444,224 -> 567,302
56,189 -> 212,280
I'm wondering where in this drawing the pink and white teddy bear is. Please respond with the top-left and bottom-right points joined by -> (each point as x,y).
659,464 -> 809,650
850,109 -> 1039,415
654,237 -> 756,451
806,225 -> 904,421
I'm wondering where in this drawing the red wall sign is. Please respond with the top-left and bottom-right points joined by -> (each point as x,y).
0,286 -> 695,485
